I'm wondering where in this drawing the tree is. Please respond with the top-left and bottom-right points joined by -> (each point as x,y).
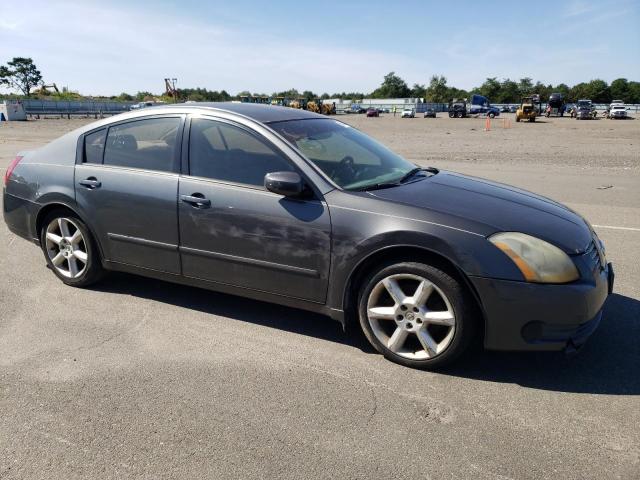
410,83 -> 426,98
0,57 -> 43,96
609,78 -> 629,102
569,82 -> 588,102
554,83 -> 571,99
371,72 -> 410,98
135,91 -> 154,101
498,78 -> 519,103
424,75 -> 449,102
518,77 -> 534,96
477,77 -> 501,101
584,79 -> 610,103
627,81 -> 640,103
301,90 -> 317,100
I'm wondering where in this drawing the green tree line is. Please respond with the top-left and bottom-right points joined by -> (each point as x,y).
2,58 -> 640,104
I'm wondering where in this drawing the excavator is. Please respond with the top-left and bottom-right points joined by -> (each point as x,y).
288,98 -> 307,109
296,99 -> 336,115
32,83 -> 59,95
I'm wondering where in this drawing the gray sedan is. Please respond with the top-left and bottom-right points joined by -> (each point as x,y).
3,103 -> 613,369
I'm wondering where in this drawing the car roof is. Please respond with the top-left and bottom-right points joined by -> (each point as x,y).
165,102 -> 322,124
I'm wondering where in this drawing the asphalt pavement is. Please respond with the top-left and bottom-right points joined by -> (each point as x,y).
0,116 -> 638,479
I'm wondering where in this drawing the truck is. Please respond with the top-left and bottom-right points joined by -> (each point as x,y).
448,95 -> 500,118
545,93 -> 566,117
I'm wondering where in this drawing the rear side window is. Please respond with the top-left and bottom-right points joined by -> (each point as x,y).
104,117 -> 181,172
189,118 -> 294,186
84,129 -> 106,164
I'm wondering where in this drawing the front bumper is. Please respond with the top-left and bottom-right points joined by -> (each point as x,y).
471,261 -> 613,352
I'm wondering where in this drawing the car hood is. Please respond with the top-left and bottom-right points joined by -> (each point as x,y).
369,171 -> 592,254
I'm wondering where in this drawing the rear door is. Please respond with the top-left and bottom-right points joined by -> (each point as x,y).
178,116 -> 331,303
75,115 -> 184,273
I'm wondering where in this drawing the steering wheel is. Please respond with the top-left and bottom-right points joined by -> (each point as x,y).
331,155 -> 356,183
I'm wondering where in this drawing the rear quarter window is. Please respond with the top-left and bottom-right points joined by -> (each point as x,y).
84,129 -> 106,164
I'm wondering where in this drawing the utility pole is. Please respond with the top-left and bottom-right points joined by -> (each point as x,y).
164,78 -> 178,103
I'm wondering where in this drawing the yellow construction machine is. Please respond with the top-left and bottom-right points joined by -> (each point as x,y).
516,96 -> 537,122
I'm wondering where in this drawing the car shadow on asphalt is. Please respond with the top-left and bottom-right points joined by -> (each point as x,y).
93,274 -> 639,395
443,293 -> 640,395
92,272 -> 371,350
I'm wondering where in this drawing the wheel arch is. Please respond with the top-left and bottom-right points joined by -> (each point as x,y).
342,245 -> 486,339
35,201 -> 105,260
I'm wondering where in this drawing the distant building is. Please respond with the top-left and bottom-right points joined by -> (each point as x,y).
0,100 -> 27,121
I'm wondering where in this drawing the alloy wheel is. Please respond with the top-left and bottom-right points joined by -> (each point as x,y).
44,217 -> 88,279
366,274 -> 456,360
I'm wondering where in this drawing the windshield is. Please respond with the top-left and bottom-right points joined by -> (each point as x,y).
270,118 -> 419,190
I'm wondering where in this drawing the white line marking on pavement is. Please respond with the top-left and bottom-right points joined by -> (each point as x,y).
593,225 -> 640,232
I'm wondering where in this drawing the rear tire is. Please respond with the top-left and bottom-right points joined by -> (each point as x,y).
39,210 -> 105,287
358,262 -> 476,369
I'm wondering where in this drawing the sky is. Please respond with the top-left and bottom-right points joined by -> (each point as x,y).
1,0 -> 639,96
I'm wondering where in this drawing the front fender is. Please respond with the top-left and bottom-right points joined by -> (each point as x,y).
324,195 -> 525,312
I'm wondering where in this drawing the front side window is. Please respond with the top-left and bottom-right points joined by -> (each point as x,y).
270,119 -> 417,190
84,129 -> 106,164
189,118 -> 294,186
103,117 -> 180,172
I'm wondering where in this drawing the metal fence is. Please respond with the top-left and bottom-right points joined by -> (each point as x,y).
21,99 -> 134,116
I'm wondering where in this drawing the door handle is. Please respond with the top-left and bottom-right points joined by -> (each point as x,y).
79,177 -> 101,189
180,193 -> 211,208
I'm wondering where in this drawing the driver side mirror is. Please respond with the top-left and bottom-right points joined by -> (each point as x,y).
264,171 -> 304,197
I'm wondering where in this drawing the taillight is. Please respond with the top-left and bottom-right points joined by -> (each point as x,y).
4,155 -> 23,186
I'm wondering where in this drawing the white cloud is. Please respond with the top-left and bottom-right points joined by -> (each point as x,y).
563,0 -> 598,18
0,1 -> 427,96
1,0 -> 637,96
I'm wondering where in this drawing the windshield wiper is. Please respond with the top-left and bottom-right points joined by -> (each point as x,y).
357,182 -> 401,191
356,167 -> 439,192
397,167 -> 423,183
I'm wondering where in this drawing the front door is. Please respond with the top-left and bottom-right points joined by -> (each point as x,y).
178,117 -> 331,302
75,115 -> 183,273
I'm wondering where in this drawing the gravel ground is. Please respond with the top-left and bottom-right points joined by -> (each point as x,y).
1,113 -> 639,479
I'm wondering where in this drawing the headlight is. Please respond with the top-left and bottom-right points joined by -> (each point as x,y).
489,232 -> 579,283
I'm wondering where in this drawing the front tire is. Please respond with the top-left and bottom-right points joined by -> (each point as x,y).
358,262 -> 476,369
40,210 -> 105,287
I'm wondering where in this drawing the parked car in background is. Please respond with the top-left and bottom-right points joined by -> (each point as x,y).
366,108 -> 379,117
130,101 -> 159,111
423,108 -> 437,118
608,104 -> 627,119
3,103 -> 613,370
575,99 -> 595,120
500,106 -> 510,113
401,108 -> 415,118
